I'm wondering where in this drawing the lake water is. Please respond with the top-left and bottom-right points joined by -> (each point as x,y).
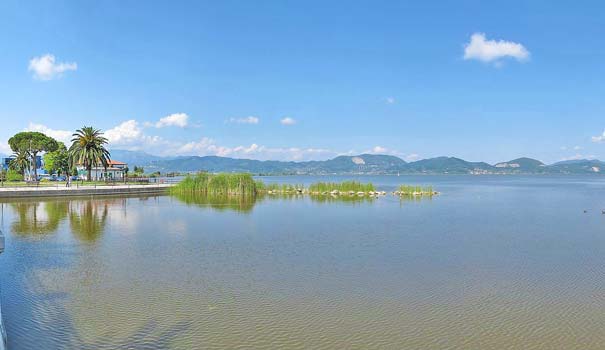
1,175 -> 605,349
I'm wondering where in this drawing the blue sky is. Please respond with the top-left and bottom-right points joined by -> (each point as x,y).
1,0 -> 604,163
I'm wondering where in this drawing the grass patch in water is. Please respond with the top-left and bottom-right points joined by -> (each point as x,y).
171,173 -> 258,196
256,182 -> 304,193
308,181 -> 375,193
171,173 -> 436,199
396,185 -> 435,196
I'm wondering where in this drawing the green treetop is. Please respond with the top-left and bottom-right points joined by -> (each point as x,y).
43,142 -> 71,176
8,131 -> 58,180
68,126 -> 111,181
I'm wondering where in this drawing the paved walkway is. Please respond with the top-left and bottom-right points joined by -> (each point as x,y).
0,184 -> 173,198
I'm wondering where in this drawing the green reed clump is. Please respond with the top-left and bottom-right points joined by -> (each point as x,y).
308,181 -> 375,193
254,180 -> 268,192
171,172 -> 258,196
282,183 -> 303,192
397,185 -> 434,196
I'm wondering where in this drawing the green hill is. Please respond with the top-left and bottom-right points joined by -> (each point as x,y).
407,157 -> 494,174
548,159 -> 605,174
109,149 -> 605,175
494,157 -> 545,173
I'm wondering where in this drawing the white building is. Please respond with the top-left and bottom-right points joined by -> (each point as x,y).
77,160 -> 127,180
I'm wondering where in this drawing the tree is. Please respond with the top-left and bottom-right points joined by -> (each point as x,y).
9,149 -> 31,179
122,166 -> 129,182
44,142 -> 70,176
68,127 -> 111,181
8,132 -> 58,181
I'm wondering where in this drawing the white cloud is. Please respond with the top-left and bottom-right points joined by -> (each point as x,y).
101,120 -> 329,160
371,146 -> 388,153
28,54 -> 77,80
228,116 -> 259,124
176,138 -> 335,161
280,117 -> 296,125
105,120 -> 169,152
364,145 -> 403,156
405,153 -> 421,162
559,154 -> 596,161
103,119 -> 168,155
25,123 -> 72,145
176,137 -> 223,156
591,130 -> 605,143
463,33 -> 529,64
0,140 -> 10,155
105,120 -> 144,145
10,120 -> 424,162
561,145 -> 583,151
385,97 -> 396,104
150,113 -> 189,128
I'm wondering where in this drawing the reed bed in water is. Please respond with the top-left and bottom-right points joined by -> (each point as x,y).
395,185 -> 436,196
171,172 -> 437,198
171,173 -> 258,196
308,181 -> 375,194
255,182 -> 304,193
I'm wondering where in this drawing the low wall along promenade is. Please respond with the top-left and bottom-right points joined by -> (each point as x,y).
0,183 -> 172,198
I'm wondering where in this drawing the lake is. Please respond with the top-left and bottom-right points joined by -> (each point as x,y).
1,175 -> 605,349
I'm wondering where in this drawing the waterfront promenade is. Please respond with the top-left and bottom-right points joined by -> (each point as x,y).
0,183 -> 172,198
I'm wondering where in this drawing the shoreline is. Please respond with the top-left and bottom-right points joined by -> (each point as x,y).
0,184 -> 173,198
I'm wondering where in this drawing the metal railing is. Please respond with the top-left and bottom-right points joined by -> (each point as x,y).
0,176 -> 182,189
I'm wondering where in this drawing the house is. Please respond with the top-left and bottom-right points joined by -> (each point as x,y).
1,155 -> 43,171
1,157 -> 11,171
77,160 -> 128,180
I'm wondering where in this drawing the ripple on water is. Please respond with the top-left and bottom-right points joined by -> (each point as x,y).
0,181 -> 605,349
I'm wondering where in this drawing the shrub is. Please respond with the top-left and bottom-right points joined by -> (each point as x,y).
6,169 -> 23,182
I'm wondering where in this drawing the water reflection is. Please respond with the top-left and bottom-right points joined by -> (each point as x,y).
9,201 -> 69,235
68,200 -> 109,242
398,194 -> 434,206
5,176 -> 605,349
172,193 -> 261,213
173,192 -> 383,212
308,194 -> 376,204
2,197 -> 129,241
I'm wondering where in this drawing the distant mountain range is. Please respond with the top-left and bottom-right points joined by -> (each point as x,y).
108,150 -> 605,175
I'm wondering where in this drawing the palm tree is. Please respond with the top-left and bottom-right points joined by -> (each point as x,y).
68,126 -> 111,181
9,150 -> 31,180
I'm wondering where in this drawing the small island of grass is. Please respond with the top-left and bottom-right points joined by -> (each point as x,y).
395,185 -> 438,197
171,172 -> 438,198
170,172 -> 259,196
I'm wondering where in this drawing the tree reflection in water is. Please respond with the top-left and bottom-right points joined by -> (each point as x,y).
4,197 -> 127,241
68,200 -> 109,242
10,201 -> 69,235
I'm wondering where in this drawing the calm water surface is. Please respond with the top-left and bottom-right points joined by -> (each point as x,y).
1,175 -> 605,349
